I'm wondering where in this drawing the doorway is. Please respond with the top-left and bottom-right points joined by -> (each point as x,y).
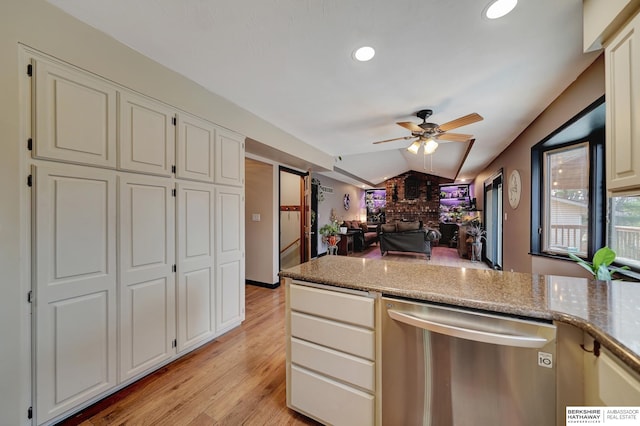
484,171 -> 503,269
279,167 -> 310,270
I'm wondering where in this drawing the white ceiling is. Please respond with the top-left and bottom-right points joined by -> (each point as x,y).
47,0 -> 599,187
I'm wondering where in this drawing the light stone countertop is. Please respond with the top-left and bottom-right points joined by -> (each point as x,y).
279,256 -> 640,374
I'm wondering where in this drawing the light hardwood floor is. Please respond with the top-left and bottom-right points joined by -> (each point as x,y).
57,245 -> 485,425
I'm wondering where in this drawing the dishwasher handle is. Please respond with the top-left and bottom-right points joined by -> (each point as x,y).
387,309 -> 552,349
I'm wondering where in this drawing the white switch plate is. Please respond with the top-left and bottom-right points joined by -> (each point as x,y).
252,213 -> 261,222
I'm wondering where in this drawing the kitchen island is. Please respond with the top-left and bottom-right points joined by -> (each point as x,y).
280,255 -> 640,374
281,255 -> 640,425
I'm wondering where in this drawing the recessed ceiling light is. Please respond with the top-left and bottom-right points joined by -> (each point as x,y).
353,46 -> 375,62
484,0 -> 517,19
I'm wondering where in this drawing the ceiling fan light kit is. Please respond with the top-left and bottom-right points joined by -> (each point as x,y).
374,108 -> 483,156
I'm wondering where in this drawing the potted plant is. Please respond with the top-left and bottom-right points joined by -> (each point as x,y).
465,223 -> 486,262
319,221 -> 340,247
568,246 -> 629,281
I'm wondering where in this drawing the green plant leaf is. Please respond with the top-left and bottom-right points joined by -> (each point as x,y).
592,247 -> 616,268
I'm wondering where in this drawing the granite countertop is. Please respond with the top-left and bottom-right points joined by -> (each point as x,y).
279,256 -> 640,374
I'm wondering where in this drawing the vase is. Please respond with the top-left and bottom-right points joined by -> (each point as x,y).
471,241 -> 482,262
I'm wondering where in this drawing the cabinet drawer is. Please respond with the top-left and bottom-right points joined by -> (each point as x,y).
290,282 -> 374,328
291,312 -> 374,360
291,337 -> 374,392
290,365 -> 374,426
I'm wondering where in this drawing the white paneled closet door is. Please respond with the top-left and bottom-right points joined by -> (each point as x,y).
31,57 -> 117,168
215,186 -> 245,333
176,182 -> 216,352
118,174 -> 176,381
119,90 -> 175,177
176,113 -> 216,183
33,163 -> 117,425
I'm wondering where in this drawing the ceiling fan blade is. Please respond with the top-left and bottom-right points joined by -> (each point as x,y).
437,113 -> 483,132
372,135 -> 414,144
436,132 -> 473,142
397,121 -> 424,133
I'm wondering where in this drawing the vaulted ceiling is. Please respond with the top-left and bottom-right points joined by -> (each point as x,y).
47,0 -> 599,187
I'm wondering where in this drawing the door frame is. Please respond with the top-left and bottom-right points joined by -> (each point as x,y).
278,166 -> 310,270
483,169 -> 504,270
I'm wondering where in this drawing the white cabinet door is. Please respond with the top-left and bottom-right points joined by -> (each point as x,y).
32,58 -> 117,168
176,113 -> 216,183
215,128 -> 245,186
215,185 -> 245,332
33,163 -> 117,424
119,90 -> 175,176
176,182 -> 216,351
118,174 -> 176,381
606,11 -> 640,192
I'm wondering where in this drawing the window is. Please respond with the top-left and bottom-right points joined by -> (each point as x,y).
608,195 -> 640,270
531,97 -> 606,261
542,143 -> 590,255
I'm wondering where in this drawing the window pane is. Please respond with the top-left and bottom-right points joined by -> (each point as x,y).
543,143 -> 589,255
608,195 -> 640,269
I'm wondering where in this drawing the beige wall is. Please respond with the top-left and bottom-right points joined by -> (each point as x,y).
0,1 -> 332,423
313,173 -> 366,255
474,54 -> 604,276
245,159 -> 277,284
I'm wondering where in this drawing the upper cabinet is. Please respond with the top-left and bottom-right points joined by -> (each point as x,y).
176,113 -> 216,183
605,10 -> 640,192
215,128 -> 245,187
119,90 -> 176,177
31,58 -> 117,168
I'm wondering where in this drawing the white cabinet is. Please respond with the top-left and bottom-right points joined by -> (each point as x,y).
215,185 -> 245,332
605,10 -> 640,192
584,344 -> 640,406
215,128 -> 245,186
176,113 -> 216,183
286,281 -> 377,426
119,90 -> 176,177
33,163 -> 118,425
175,181 -> 216,352
118,174 -> 176,381
31,58 -> 117,168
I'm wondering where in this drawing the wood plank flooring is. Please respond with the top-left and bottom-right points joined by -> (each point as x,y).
57,285 -> 319,426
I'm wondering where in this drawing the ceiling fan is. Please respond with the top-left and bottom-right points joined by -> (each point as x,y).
373,109 -> 483,155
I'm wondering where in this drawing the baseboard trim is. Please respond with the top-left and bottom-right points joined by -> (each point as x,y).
246,279 -> 280,289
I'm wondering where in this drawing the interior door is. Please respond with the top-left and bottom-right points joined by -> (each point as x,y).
279,167 -> 309,270
34,163 -> 117,424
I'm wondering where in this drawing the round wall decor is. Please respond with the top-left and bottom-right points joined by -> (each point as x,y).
508,169 -> 522,209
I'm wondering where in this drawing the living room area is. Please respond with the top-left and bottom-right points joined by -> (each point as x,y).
310,169 -> 491,269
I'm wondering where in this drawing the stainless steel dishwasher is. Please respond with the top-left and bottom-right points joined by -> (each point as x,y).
382,296 -> 557,426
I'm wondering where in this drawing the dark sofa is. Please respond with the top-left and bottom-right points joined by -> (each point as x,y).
377,221 -> 441,260
341,220 -> 378,250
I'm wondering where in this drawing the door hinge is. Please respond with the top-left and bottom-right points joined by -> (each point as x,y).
27,174 -> 33,187
27,406 -> 32,419
538,227 -> 543,235
171,165 -> 176,174
172,188 -> 176,197
172,339 -> 177,348
172,116 -> 177,126
27,64 -> 33,77
27,138 -> 33,151
27,290 -> 33,303
172,264 -> 176,273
